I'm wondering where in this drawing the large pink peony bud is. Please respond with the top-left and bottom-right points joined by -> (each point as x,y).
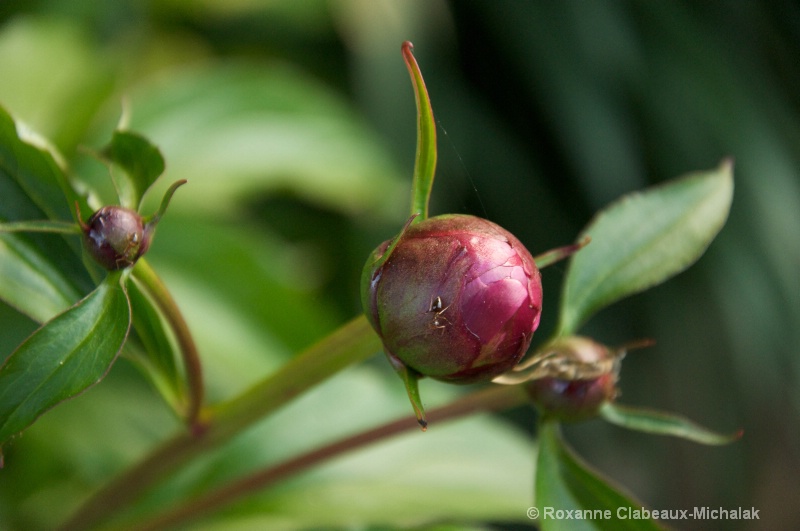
362,214 -> 543,384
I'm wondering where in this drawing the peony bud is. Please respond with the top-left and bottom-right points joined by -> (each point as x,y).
362,214 -> 543,385
523,336 -> 621,421
78,180 -> 186,271
81,206 -> 149,270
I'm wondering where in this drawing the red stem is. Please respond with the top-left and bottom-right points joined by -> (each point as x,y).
126,385 -> 528,531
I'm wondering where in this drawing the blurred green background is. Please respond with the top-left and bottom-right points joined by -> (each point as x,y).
0,1 -> 797,530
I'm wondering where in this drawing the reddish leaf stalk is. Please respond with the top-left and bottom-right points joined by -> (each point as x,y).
126,385 -> 528,531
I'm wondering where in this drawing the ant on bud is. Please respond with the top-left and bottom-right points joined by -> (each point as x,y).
427,295 -> 451,331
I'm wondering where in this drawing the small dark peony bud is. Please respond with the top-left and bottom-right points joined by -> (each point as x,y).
362,214 -> 543,385
524,336 -> 621,421
81,206 -> 149,270
78,180 -> 186,271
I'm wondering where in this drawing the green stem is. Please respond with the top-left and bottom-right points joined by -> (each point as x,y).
132,259 -> 204,430
402,41 -> 437,220
58,315 -> 381,531
127,385 -> 528,531
0,219 -> 81,234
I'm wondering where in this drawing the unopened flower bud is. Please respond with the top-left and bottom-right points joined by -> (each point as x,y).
81,206 -> 149,270
523,336 -> 621,421
362,214 -> 543,384
78,180 -> 186,271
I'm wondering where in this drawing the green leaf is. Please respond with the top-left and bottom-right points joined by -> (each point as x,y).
0,105 -> 93,321
0,272 -> 132,446
535,420 -> 664,531
557,161 -> 734,335
0,106 -> 78,223
124,276 -> 185,413
402,41 -> 437,220
101,130 -> 166,211
0,233 -> 81,323
599,402 -> 742,445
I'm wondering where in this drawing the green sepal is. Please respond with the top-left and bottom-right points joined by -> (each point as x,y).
385,350 -> 427,430
142,179 -> 187,225
599,402 -> 742,445
402,41 -> 437,221
369,213 -> 417,271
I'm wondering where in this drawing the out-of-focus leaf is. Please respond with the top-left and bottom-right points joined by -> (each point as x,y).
145,221 -> 345,405
0,272 -> 131,446
100,62 -> 405,220
557,161 -> 733,335
535,420 -> 663,531
150,214 -> 342,356
0,106 -> 93,321
249,413 -> 532,528
136,367 -> 534,529
599,402 -> 742,445
100,130 -> 166,211
0,366 -> 178,531
0,18 -> 114,153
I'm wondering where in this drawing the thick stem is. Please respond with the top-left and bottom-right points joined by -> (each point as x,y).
126,385 -> 528,531
132,259 -> 204,430
58,315 -> 381,531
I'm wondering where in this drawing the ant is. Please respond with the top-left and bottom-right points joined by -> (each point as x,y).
427,295 -> 452,331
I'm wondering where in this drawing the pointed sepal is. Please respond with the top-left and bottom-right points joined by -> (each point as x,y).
385,350 -> 427,430
599,402 -> 742,445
